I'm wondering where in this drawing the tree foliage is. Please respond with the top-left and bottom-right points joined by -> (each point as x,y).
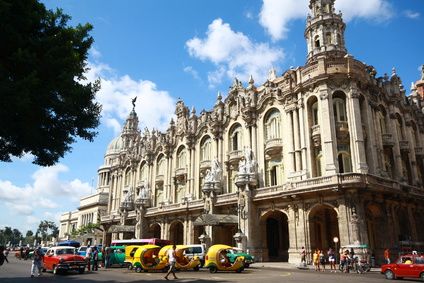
0,0 -> 101,166
71,223 -> 101,237
36,220 -> 59,241
0,226 -> 23,245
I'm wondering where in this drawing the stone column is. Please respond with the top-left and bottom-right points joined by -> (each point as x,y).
349,90 -> 368,173
285,109 -> 295,176
406,125 -> 419,185
388,117 -> 403,180
364,101 -> 379,174
298,100 -> 308,178
319,86 -> 337,174
293,108 -> 302,172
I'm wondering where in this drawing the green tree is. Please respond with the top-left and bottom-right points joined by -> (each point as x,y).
0,0 -> 101,166
36,220 -> 59,241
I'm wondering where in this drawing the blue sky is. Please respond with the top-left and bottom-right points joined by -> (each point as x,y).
1,0 -> 423,234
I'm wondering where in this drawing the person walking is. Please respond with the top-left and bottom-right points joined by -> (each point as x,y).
328,247 -> 336,272
85,245 -> 92,272
313,249 -> 320,271
0,246 -> 6,267
30,246 -> 43,277
92,248 -> 98,271
164,244 -> 178,280
384,248 -> 390,264
3,247 -> 9,264
104,246 -> 111,268
300,246 -> 306,267
319,249 -> 326,271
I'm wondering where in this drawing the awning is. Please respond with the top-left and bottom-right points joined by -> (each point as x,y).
193,214 -> 238,226
108,225 -> 135,233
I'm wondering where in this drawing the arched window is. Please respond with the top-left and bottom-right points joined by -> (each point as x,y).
265,109 -> 281,140
229,124 -> 242,151
314,149 -> 323,177
377,110 -> 386,134
125,168 -> 131,186
314,35 -> 320,48
177,147 -> 187,169
139,163 -> 148,181
338,152 -> 352,173
333,97 -> 347,122
395,115 -> 404,140
200,137 -> 212,161
326,32 -> 332,44
312,102 -> 319,126
157,155 -> 166,176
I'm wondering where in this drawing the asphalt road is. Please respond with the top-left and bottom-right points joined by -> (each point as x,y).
0,254 -> 389,283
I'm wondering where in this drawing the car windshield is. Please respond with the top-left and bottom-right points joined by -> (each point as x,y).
56,248 -> 75,255
79,247 -> 87,251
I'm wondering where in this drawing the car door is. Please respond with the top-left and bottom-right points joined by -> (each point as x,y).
44,249 -> 53,270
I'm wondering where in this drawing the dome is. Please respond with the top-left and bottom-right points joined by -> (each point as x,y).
106,135 -> 124,155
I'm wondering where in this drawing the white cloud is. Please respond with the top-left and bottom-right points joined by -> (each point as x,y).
186,18 -> 284,86
403,10 -> 420,19
85,62 -> 176,133
259,0 -> 393,41
183,66 -> 200,80
0,165 -> 93,230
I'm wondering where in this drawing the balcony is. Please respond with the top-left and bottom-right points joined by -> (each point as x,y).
382,133 -> 394,146
155,174 -> 164,184
399,140 -> 410,152
200,160 -> 211,170
265,138 -> 283,156
175,167 -> 186,177
311,125 -> 321,147
228,150 -> 243,163
335,121 -> 349,142
415,147 -> 423,156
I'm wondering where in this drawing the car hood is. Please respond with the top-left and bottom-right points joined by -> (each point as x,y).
57,254 -> 85,261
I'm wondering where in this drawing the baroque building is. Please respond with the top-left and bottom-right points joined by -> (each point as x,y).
60,0 -> 424,263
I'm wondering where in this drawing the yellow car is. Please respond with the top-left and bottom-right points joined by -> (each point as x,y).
159,245 -> 201,271
204,244 -> 244,273
124,245 -> 141,270
132,244 -> 168,272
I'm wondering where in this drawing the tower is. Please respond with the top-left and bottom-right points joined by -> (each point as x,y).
305,0 -> 347,63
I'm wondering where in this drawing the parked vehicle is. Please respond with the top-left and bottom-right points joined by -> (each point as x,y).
57,240 -> 81,248
42,246 -> 86,275
131,244 -> 168,272
381,254 -> 424,280
159,245 -> 201,271
111,238 -> 171,247
108,245 -> 127,267
205,244 -> 244,273
125,245 -> 141,269
226,248 -> 255,268
183,244 -> 206,266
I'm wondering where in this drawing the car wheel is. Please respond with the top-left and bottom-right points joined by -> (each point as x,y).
78,268 -> 85,274
209,265 -> 217,273
194,265 -> 200,271
135,266 -> 142,273
127,264 -> 133,270
244,263 -> 250,268
420,272 -> 424,281
385,270 -> 395,280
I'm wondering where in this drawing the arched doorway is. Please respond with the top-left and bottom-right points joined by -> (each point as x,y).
150,223 -> 161,239
169,221 -> 184,244
260,210 -> 289,262
309,205 -> 339,251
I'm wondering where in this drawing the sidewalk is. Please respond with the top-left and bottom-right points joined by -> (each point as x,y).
255,262 -> 380,273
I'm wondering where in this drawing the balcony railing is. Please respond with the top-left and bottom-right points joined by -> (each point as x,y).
155,174 -> 164,183
200,160 -> 211,170
399,140 -> 409,151
265,138 -> 283,155
382,133 -> 394,146
228,150 -> 243,163
311,125 -> 321,147
415,147 -> 423,156
175,167 -> 186,177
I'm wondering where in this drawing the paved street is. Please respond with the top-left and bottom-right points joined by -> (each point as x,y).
0,254 -> 388,283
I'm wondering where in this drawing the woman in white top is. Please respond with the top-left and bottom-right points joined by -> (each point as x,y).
164,245 -> 178,280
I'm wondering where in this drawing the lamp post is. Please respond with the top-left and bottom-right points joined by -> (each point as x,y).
333,237 -> 339,267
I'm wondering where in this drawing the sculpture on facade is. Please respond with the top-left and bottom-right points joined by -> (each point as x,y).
238,147 -> 257,174
204,157 -> 222,183
138,181 -> 151,200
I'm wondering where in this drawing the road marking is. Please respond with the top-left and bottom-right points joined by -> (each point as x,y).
280,272 -> 291,277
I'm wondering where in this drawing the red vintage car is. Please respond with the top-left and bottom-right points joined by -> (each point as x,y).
43,246 -> 86,275
381,254 -> 424,280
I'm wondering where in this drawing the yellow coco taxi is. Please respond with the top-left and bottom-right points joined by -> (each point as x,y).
132,244 -> 168,272
124,245 -> 141,270
205,244 -> 245,273
159,245 -> 201,271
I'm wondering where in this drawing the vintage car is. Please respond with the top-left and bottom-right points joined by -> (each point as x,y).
205,244 -> 245,273
381,254 -> 424,280
159,245 -> 201,271
226,248 -> 255,268
131,244 -> 168,272
42,246 -> 86,275
108,245 -> 127,267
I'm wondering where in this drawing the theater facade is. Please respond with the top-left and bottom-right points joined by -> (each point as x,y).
59,0 -> 424,263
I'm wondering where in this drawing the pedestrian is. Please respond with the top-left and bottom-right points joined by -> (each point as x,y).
319,249 -> 326,271
30,246 -> 43,277
164,244 -> 178,280
0,246 -> 6,267
19,246 -> 24,260
92,248 -> 98,271
3,247 -> 9,264
24,246 -> 30,260
85,245 -> 92,271
384,248 -> 390,264
328,247 -> 336,272
313,249 -> 320,271
300,246 -> 306,267
105,245 -> 111,268
100,246 -> 105,268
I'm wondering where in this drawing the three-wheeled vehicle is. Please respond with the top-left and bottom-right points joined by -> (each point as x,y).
125,245 -> 141,270
204,244 -> 245,273
158,245 -> 201,271
340,244 -> 371,273
132,244 -> 168,272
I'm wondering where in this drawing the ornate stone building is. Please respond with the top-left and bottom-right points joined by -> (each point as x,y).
60,0 -> 424,263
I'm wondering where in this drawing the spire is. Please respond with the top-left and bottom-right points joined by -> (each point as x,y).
305,0 -> 347,63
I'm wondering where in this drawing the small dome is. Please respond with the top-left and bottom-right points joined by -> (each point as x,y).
106,135 -> 124,155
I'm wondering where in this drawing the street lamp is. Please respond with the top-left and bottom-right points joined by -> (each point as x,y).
333,237 -> 339,266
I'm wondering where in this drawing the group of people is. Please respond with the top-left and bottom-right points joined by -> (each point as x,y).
310,247 -> 337,272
